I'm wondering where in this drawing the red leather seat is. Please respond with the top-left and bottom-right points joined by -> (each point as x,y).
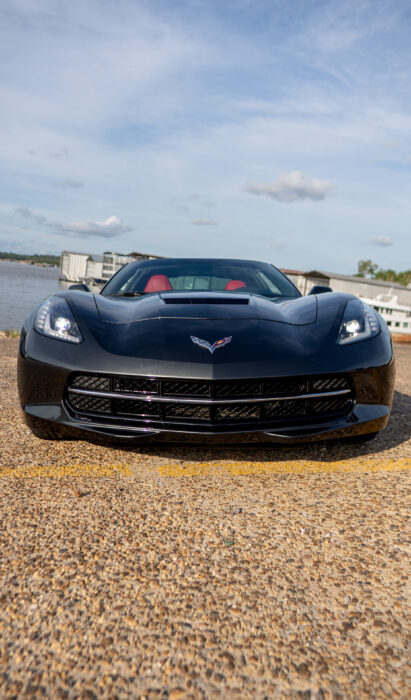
224,279 -> 246,290
143,274 -> 173,293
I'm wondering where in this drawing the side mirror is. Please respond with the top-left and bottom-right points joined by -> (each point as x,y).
68,283 -> 92,292
308,285 -> 333,295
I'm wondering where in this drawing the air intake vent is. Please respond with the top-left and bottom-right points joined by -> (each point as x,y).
66,372 -> 355,433
162,296 -> 249,305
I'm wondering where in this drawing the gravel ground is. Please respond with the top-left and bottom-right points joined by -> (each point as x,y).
0,337 -> 410,699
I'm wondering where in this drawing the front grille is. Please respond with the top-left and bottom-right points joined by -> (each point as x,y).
164,403 -> 210,421
66,373 -> 354,432
309,396 -> 352,414
71,375 -> 111,392
113,377 -> 159,394
215,381 -> 262,398
68,393 -> 111,414
264,399 -> 304,418
215,404 -> 260,420
311,377 -> 349,392
162,380 -> 210,397
264,378 -> 306,396
113,399 -> 160,417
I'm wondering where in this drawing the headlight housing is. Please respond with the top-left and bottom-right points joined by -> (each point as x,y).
337,299 -> 380,345
34,297 -> 83,344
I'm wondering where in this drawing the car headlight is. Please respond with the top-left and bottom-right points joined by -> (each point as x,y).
337,299 -> 380,345
34,297 -> 83,344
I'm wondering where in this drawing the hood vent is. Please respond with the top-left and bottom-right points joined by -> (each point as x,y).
162,296 -> 250,305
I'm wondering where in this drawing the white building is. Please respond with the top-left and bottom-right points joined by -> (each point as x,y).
102,252 -> 135,281
60,251 -> 89,282
101,251 -> 164,281
84,256 -> 104,282
60,250 -> 164,283
60,251 -> 103,283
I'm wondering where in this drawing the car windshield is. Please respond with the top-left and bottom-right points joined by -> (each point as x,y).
101,259 -> 300,300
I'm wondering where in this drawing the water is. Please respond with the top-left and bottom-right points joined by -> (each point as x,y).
0,260 -> 64,330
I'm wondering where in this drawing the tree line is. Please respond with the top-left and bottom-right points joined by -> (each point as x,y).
0,251 -> 60,266
356,260 -> 411,287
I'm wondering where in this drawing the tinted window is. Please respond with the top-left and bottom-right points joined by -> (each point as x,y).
102,259 -> 300,300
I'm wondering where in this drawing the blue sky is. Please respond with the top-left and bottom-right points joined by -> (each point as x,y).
1,0 -> 410,273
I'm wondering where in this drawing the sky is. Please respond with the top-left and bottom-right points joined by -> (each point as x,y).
1,0 -> 411,273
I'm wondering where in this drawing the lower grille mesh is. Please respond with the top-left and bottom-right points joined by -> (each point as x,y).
309,397 -> 352,414
66,372 -> 354,430
113,399 -> 160,417
311,377 -> 350,392
71,375 -> 110,392
68,393 -> 111,414
163,380 -> 210,397
215,381 -> 262,398
113,377 -> 158,394
164,403 -> 210,420
264,400 -> 304,418
216,404 -> 260,420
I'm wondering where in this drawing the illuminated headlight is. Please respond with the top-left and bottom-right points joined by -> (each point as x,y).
337,299 -> 380,345
35,297 -> 83,344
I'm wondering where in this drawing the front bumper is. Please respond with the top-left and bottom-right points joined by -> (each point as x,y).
18,348 -> 395,444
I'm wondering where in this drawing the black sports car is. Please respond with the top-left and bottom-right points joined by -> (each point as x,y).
18,258 -> 395,444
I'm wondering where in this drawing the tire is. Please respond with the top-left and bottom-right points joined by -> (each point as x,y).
24,414 -> 66,440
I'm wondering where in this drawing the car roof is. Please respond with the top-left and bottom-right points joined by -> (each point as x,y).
128,257 -> 272,265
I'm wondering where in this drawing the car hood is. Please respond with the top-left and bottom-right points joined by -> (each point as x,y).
37,290 -> 388,378
93,292 -> 318,325
69,291 -> 330,376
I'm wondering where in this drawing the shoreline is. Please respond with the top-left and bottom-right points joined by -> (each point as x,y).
0,258 -> 58,268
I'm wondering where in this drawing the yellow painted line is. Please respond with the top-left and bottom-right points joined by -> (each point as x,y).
0,459 -> 409,479
0,464 -> 132,478
158,458 -> 411,477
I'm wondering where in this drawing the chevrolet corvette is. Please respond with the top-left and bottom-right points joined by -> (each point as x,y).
18,258 -> 395,443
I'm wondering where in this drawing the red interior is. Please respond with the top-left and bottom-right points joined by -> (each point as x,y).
224,279 -> 246,290
143,274 -> 173,293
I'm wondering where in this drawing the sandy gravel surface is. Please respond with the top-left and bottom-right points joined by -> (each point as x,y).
0,337 -> 410,699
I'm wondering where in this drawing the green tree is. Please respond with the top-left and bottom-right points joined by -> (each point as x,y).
356,259 -> 379,278
354,260 -> 411,286
375,268 -> 411,286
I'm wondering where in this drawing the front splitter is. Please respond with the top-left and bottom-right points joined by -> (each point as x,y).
23,403 -> 390,444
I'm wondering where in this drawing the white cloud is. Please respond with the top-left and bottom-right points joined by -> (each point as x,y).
244,171 -> 335,202
14,208 -> 132,238
191,218 -> 218,226
53,215 -> 132,238
369,235 -> 393,247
